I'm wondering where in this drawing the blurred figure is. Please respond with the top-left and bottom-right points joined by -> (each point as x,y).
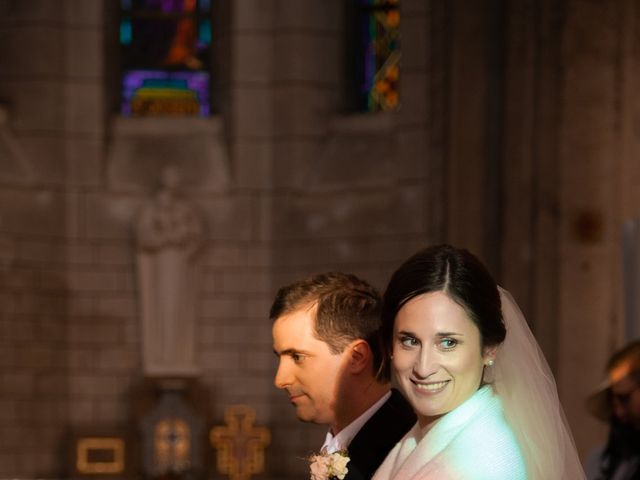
585,340 -> 640,480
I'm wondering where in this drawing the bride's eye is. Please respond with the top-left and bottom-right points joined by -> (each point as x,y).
399,335 -> 419,348
439,338 -> 457,350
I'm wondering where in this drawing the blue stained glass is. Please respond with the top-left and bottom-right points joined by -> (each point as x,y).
120,18 -> 133,45
121,0 -> 132,10
198,20 -> 211,44
199,0 -> 211,12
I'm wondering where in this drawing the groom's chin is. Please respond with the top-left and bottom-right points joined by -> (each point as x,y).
293,405 -> 321,424
294,408 -> 313,423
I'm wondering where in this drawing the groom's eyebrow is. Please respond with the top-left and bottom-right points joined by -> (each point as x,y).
273,348 -> 304,357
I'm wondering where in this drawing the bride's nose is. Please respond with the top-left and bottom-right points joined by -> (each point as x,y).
412,348 -> 438,378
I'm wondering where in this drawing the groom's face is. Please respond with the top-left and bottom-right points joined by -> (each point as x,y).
272,304 -> 348,428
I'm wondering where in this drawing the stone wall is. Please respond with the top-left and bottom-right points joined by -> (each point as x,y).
0,0 -> 103,474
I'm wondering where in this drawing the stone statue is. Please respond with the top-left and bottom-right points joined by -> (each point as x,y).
135,166 -> 204,377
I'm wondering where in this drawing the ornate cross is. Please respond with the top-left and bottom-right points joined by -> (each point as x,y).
210,405 -> 271,480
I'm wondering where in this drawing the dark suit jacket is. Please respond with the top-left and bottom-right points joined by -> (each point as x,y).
343,389 -> 416,480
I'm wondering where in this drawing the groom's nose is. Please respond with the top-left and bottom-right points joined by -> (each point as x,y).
274,360 -> 292,389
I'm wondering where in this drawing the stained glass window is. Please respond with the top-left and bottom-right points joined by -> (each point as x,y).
119,0 -> 212,116
352,0 -> 400,112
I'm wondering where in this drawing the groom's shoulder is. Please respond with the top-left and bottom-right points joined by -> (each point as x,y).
375,389 -> 415,426
352,389 -> 415,450
385,388 -> 416,419
344,390 -> 415,479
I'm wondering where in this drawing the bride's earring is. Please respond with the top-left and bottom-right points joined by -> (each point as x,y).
486,359 -> 494,367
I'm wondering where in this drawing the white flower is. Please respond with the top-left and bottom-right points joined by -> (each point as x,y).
309,449 -> 350,480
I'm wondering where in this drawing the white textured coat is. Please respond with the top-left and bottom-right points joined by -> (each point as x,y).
372,386 -> 527,480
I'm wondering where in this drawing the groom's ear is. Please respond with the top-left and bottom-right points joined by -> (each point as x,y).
347,339 -> 371,374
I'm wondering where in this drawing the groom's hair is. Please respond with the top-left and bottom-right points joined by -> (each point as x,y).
270,272 -> 387,382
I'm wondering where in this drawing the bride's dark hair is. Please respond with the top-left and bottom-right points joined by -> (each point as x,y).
378,244 -> 506,380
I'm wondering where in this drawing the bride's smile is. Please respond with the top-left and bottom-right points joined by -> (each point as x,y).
411,379 -> 450,393
392,291 -> 494,429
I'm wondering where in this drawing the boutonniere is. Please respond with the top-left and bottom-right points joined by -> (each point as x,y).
309,448 -> 350,480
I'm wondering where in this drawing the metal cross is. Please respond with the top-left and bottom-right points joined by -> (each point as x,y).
210,405 -> 271,480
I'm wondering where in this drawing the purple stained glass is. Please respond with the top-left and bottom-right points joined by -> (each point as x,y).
128,0 -> 197,13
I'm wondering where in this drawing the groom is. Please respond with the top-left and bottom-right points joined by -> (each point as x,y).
271,272 -> 415,479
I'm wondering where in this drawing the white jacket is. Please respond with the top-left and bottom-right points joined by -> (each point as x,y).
372,386 -> 527,480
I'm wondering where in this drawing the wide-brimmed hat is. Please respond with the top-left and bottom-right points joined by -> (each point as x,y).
586,340 -> 640,422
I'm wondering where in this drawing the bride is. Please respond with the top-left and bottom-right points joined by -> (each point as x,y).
372,245 -> 584,479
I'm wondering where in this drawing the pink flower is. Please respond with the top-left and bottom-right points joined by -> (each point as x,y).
309,450 -> 350,480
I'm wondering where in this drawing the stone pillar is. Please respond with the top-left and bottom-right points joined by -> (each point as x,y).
558,0 -> 623,457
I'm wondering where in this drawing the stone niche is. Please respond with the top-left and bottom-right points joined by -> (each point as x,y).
106,116 -> 230,193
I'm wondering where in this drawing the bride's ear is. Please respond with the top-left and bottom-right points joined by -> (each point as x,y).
482,344 -> 498,366
348,340 -> 372,374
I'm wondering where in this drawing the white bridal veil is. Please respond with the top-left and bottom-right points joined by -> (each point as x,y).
490,288 -> 585,480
